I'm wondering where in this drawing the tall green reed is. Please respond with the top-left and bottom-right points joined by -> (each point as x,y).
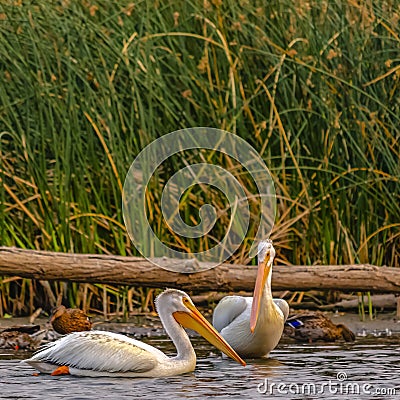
0,0 -> 398,315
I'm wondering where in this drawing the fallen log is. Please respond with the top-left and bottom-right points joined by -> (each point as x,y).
191,291 -> 252,304
0,247 -> 399,293
320,294 -> 398,311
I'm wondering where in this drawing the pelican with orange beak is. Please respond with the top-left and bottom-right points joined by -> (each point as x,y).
25,289 -> 245,377
212,240 -> 288,357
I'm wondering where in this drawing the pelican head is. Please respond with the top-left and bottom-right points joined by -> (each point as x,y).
250,240 -> 276,333
156,289 -> 246,366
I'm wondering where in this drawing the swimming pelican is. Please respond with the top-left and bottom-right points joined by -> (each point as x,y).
24,289 -> 245,377
212,240 -> 289,357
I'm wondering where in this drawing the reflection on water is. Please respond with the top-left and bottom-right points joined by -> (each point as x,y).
0,337 -> 399,399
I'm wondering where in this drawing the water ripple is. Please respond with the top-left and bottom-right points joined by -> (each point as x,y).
0,338 -> 398,399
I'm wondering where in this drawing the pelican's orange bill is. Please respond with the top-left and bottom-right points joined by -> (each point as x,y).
173,301 -> 246,367
250,258 -> 271,333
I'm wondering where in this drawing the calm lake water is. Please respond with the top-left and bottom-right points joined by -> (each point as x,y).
0,337 -> 399,399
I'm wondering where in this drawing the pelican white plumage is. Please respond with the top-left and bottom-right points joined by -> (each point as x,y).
212,240 -> 289,358
25,289 -> 245,377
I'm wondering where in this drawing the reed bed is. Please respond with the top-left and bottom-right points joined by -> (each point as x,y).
0,0 -> 399,316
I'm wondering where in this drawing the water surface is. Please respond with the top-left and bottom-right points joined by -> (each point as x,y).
1,337 -> 399,399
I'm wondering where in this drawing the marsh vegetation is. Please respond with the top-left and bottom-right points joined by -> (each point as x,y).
0,1 -> 399,316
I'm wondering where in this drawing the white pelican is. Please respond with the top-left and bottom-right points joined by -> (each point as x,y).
25,289 -> 245,377
212,240 -> 289,357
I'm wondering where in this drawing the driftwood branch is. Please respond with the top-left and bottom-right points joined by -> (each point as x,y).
0,247 -> 399,293
320,294 -> 398,310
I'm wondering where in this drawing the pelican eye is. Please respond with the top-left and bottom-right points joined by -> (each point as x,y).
182,297 -> 190,305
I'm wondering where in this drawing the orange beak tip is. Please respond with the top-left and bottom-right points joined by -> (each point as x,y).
249,320 -> 256,333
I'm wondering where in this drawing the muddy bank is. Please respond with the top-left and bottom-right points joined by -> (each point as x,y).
95,311 -> 400,339
1,310 -> 399,341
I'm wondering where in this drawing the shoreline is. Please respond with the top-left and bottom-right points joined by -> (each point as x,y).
1,310 -> 399,339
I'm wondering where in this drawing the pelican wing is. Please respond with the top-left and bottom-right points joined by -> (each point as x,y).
212,296 -> 248,332
27,330 -> 165,373
274,299 -> 289,322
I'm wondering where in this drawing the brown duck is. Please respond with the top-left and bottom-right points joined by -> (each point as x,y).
0,325 -> 43,350
283,312 -> 355,342
50,306 -> 92,335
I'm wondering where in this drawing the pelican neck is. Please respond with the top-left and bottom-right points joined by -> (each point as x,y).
157,303 -> 196,362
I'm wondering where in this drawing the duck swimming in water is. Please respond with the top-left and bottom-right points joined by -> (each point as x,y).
284,312 -> 355,342
0,325 -> 44,350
